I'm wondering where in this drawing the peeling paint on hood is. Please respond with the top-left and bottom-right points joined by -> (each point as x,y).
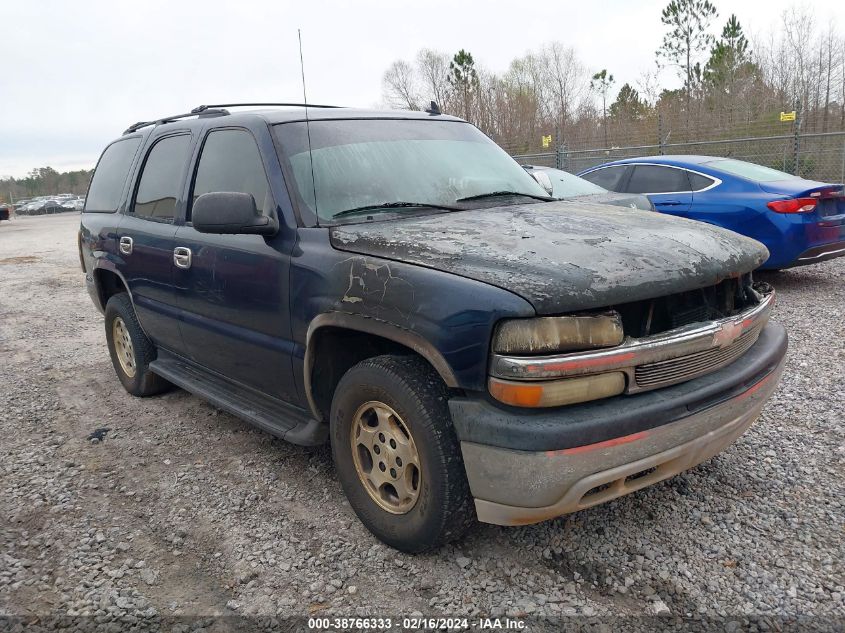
329,201 -> 769,315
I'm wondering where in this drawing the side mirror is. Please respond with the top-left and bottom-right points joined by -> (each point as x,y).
192,192 -> 278,236
529,171 -> 554,196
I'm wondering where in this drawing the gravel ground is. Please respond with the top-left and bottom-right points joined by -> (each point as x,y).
0,213 -> 843,632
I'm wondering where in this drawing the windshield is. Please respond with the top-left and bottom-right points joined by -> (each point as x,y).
703,158 -> 798,182
537,167 -> 607,197
274,119 -> 548,223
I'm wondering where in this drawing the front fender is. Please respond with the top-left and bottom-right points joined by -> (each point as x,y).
291,228 -> 535,411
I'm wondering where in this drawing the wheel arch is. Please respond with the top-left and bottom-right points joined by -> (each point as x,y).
304,313 -> 459,422
91,265 -> 154,342
93,265 -> 131,311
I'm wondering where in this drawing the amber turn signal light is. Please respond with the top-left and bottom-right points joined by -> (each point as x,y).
489,372 -> 626,408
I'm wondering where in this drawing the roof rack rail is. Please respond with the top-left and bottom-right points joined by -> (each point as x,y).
123,102 -> 342,135
191,102 -> 341,113
123,108 -> 230,135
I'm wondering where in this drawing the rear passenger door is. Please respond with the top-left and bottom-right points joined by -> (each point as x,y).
118,132 -> 193,352
172,126 -> 298,403
625,164 -> 692,214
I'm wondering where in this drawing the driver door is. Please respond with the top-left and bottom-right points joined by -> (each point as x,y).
172,127 -> 298,403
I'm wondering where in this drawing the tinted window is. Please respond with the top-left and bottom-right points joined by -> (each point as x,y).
191,129 -> 272,219
133,135 -> 191,221
581,166 -> 627,191
85,137 -> 141,212
627,165 -> 690,193
688,172 -> 715,191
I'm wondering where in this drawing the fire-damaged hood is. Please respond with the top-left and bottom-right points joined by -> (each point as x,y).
329,201 -> 769,315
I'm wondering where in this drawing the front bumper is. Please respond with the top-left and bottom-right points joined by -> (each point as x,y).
452,322 -> 787,526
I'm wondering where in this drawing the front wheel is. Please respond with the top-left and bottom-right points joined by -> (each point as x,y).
330,355 -> 475,553
104,293 -> 171,397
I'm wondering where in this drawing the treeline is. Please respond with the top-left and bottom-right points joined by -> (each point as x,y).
1,167 -> 93,203
381,2 -> 845,153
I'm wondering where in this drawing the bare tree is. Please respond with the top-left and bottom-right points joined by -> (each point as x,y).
382,60 -> 420,110
540,42 -> 587,138
781,7 -> 815,113
416,49 -> 452,111
820,23 -> 841,132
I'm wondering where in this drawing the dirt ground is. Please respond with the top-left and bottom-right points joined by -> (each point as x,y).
0,213 -> 842,632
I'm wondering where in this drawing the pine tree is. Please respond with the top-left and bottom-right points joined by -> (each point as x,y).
656,0 -> 718,120
448,50 -> 480,122
591,69 -> 615,146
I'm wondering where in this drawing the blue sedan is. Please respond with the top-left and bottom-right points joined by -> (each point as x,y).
578,155 -> 845,269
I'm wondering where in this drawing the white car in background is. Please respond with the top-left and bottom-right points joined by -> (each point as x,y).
61,197 -> 85,211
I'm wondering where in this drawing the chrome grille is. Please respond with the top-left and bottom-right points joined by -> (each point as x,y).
634,325 -> 763,390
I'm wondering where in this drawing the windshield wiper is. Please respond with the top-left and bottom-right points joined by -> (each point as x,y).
332,201 -> 462,220
456,190 -> 553,203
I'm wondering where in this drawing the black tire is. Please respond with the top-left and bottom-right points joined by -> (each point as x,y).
330,355 -> 475,553
104,293 -> 171,397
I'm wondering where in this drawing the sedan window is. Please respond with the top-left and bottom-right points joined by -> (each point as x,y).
702,158 -> 798,182
688,172 -> 716,191
627,165 -> 690,194
581,166 -> 627,191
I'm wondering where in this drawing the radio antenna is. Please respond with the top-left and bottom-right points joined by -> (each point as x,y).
298,28 -> 318,216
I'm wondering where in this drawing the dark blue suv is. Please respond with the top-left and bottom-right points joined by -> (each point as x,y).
79,104 -> 787,552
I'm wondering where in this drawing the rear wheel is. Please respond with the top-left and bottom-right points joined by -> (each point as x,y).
330,355 -> 475,553
104,293 -> 171,397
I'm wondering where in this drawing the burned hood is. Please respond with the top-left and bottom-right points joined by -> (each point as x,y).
329,201 -> 769,315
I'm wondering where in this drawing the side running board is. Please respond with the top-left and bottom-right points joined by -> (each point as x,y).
149,353 -> 326,447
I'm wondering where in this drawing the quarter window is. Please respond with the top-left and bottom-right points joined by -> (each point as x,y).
627,165 -> 690,194
85,137 -> 141,213
688,172 -> 716,191
191,129 -> 272,219
133,135 -> 192,221
581,166 -> 627,191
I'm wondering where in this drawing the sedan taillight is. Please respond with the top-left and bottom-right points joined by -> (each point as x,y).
767,197 -> 818,213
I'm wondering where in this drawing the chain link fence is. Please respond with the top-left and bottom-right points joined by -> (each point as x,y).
511,131 -> 845,184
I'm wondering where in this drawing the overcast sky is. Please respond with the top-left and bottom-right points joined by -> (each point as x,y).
1,0 -> 841,179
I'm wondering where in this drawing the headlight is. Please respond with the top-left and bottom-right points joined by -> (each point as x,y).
489,372 -> 626,408
493,312 -> 624,355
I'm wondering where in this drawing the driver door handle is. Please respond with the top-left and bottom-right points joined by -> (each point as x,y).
173,246 -> 192,269
657,200 -> 683,206
119,236 -> 133,255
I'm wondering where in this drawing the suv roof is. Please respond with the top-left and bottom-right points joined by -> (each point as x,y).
123,104 -> 461,135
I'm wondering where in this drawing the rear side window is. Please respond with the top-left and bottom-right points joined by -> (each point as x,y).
84,137 -> 141,213
133,134 -> 192,221
703,158 -> 796,182
190,129 -> 272,220
582,166 -> 627,191
688,172 -> 716,191
627,165 -> 691,193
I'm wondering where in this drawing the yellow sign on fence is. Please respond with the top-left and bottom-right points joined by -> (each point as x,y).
780,111 -> 796,122
541,134 -> 552,148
